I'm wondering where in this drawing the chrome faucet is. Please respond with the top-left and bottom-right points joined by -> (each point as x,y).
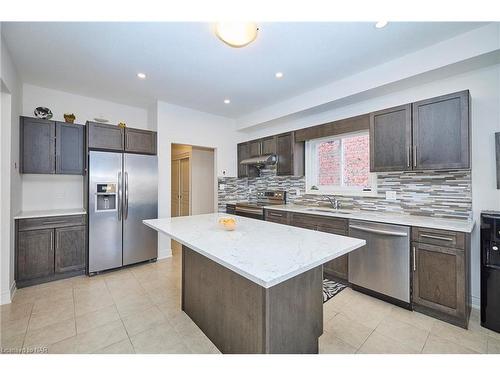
325,195 -> 341,210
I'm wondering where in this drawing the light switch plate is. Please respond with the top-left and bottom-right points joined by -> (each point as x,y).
385,191 -> 397,201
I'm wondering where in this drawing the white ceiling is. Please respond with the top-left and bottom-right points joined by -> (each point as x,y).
2,22 -> 486,118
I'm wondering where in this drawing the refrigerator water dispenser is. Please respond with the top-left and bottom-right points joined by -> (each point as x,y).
96,183 -> 117,211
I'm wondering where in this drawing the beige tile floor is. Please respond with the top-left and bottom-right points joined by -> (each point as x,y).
1,249 -> 500,354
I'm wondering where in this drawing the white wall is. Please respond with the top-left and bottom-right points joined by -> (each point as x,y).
21,84 -> 150,211
156,101 -> 239,253
1,31 -> 23,304
243,64 -> 500,308
191,148 -> 215,215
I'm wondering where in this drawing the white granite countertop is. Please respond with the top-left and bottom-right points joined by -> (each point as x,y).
144,213 -> 365,288
264,204 -> 475,233
14,208 -> 87,220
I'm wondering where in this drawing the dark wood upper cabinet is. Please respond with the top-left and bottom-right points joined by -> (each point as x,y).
276,132 -> 304,176
20,116 -> 85,175
55,226 -> 86,274
125,128 -> 157,155
17,229 -> 55,282
87,121 -> 124,151
261,136 -> 276,155
237,142 -> 250,178
248,140 -> 261,157
412,90 -> 470,170
237,132 -> 303,177
370,104 -> 412,172
55,122 -> 85,175
20,117 -> 55,174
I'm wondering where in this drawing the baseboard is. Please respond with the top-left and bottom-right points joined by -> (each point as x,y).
158,248 -> 172,260
0,281 -> 16,305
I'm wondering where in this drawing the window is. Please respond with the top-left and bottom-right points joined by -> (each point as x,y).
305,131 -> 376,196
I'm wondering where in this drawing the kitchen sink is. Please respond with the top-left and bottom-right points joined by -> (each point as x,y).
304,208 -> 352,214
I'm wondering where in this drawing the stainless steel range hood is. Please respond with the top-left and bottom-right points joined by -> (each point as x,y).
239,154 -> 277,166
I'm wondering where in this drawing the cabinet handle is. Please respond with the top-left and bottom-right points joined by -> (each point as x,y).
413,246 -> 416,271
50,231 -> 54,250
413,146 -> 417,167
407,146 -> 410,168
55,232 -> 59,250
420,234 -> 454,242
268,212 -> 283,217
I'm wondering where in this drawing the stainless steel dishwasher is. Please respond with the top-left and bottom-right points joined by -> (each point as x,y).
348,220 -> 411,304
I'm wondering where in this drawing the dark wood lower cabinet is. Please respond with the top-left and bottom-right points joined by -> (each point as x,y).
288,212 -> 349,281
411,229 -> 471,328
17,229 -> 55,282
55,226 -> 86,273
16,215 -> 87,288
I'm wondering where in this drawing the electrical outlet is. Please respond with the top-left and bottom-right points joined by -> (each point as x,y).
385,191 -> 397,201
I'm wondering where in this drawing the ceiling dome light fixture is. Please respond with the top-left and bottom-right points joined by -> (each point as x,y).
224,99 -> 231,104
137,72 -> 146,79
375,21 -> 388,29
275,72 -> 284,79
215,22 -> 258,48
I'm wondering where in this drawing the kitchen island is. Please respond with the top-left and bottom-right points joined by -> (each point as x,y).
144,213 -> 365,354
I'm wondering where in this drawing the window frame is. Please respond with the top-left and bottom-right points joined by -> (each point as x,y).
305,130 -> 377,197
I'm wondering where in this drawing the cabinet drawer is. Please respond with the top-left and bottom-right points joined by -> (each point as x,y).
412,227 -> 465,249
18,215 -> 86,231
265,209 -> 289,224
291,212 -> 347,233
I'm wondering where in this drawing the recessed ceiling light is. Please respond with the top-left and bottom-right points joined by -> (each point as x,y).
275,72 -> 284,79
137,72 -> 146,79
224,99 -> 231,104
215,22 -> 258,48
375,21 -> 388,29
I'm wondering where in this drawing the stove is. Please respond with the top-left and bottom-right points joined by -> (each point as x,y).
233,191 -> 286,220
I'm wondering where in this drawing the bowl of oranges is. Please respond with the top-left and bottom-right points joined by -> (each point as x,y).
218,216 -> 237,231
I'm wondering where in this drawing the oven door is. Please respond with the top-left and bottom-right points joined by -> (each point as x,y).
235,206 -> 264,220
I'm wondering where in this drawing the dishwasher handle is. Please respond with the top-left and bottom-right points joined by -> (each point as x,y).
349,224 -> 408,237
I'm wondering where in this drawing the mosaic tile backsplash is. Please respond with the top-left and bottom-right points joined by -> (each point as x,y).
218,166 -> 472,220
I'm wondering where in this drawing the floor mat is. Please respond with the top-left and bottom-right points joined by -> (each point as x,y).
323,278 -> 347,303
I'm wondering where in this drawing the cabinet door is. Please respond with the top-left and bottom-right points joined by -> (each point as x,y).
317,223 -> 349,281
261,136 -> 276,155
125,128 -> 157,154
17,229 -> 54,281
370,104 -> 412,172
20,117 -> 55,174
87,122 -> 124,151
276,133 -> 293,176
412,90 -> 470,170
237,143 -> 249,178
56,122 -> 85,174
248,140 -> 261,157
55,226 -> 86,274
412,242 -> 466,321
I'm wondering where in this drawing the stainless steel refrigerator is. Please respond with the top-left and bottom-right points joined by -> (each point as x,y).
88,151 -> 158,273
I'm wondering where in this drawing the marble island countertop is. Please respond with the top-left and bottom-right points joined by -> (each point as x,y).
144,213 -> 365,288
264,204 -> 475,233
14,208 -> 87,220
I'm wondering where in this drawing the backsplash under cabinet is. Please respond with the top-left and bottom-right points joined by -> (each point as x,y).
218,168 -> 472,220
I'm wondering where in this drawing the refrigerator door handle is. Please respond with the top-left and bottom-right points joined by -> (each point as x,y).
117,171 -> 122,221
124,171 -> 129,220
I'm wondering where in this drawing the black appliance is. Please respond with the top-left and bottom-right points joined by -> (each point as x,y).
229,191 -> 286,220
481,211 -> 500,333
